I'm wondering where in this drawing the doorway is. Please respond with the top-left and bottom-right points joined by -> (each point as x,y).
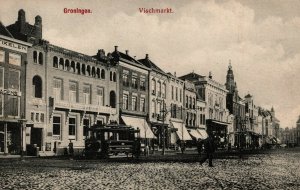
31,128 -> 42,151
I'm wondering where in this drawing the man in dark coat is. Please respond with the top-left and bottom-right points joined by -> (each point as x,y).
199,136 -> 215,167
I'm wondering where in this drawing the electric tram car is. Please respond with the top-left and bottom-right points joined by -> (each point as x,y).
83,123 -> 141,159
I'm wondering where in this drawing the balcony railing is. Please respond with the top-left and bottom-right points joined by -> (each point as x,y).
54,99 -> 117,114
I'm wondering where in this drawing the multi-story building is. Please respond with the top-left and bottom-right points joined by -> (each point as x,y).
138,54 -> 169,148
168,73 -> 191,147
296,116 -> 300,146
0,21 -> 31,155
180,71 -> 229,148
225,63 -> 246,148
111,47 -> 155,144
7,10 -> 118,155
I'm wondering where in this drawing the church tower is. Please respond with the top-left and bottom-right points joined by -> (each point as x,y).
225,60 -> 236,94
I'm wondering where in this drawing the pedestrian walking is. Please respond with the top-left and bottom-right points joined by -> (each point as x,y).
68,140 -> 74,159
199,136 -> 215,167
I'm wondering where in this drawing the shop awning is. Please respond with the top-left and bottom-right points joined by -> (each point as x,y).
197,129 -> 208,139
121,116 -> 155,139
170,121 -> 192,141
189,129 -> 202,140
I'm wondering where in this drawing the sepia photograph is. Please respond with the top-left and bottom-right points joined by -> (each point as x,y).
0,0 -> 300,189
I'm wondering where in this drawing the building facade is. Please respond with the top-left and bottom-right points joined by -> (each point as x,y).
0,21 -> 31,155
7,10 -> 118,155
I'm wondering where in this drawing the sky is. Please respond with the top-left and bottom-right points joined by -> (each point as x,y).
1,0 -> 300,128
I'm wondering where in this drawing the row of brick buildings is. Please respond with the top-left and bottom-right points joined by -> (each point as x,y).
0,10 -> 281,156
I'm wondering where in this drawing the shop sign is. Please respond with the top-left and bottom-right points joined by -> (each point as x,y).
0,89 -> 20,96
0,38 -> 27,53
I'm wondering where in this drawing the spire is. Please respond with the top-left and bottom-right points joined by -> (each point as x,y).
228,59 -> 232,70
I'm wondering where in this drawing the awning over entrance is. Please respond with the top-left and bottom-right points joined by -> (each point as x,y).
170,121 -> 192,141
197,129 -> 208,139
189,128 -> 208,140
189,129 -> 202,140
121,116 -> 155,139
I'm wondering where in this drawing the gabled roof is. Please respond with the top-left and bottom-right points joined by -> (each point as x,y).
0,21 -> 14,38
111,50 -> 145,66
179,72 -> 204,80
138,54 -> 165,74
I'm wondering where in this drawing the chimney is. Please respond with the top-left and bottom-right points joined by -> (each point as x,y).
174,72 -> 176,77
209,71 -> 212,79
18,9 -> 26,32
125,50 -> 129,55
34,15 -> 42,39
114,46 -> 118,52
146,54 -> 149,59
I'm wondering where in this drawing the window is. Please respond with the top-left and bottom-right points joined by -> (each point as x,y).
113,72 -> 116,82
151,79 -> 156,95
71,61 -> 76,72
189,96 -> 192,108
9,53 -> 21,66
175,87 -> 178,101
53,116 -> 61,136
132,75 -> 138,89
83,84 -> 91,104
0,50 -> 4,63
140,98 -> 145,112
53,78 -> 63,100
8,69 -> 20,91
193,98 -> 196,109
0,95 -> 3,116
96,87 -> 104,106
110,71 -> 113,81
65,60 -> 70,71
157,81 -> 161,97
171,86 -> 174,100
41,113 -> 45,122
162,83 -> 166,98
69,81 -> 78,103
53,56 -> 58,68
180,89 -> 182,102
186,96 -> 188,108
101,69 -> 105,79
0,67 -> 4,88
6,95 -> 19,116
33,51 -> 37,63
132,96 -> 137,111
110,91 -> 116,108
31,112 -> 34,122
32,75 -> 42,98
38,52 -> 43,65
36,113 -> 40,122
123,71 -> 129,86
140,76 -> 146,91
152,100 -> 156,117
59,58 -> 64,69
69,117 -> 76,140
123,94 -> 128,109
83,118 -> 90,137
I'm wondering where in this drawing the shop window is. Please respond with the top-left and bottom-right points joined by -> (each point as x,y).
69,117 -> 76,140
0,67 -> 3,88
33,51 -> 37,63
7,95 -> 19,117
8,69 -> 20,91
53,116 -> 61,136
9,53 -> 21,66
32,75 -> 42,98
38,52 -> 43,65
0,50 -> 4,63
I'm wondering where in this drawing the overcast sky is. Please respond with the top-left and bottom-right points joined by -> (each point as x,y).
1,0 -> 300,128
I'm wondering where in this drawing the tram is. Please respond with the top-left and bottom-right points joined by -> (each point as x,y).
83,123 -> 141,159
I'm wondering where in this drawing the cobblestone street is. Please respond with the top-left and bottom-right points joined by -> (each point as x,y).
0,149 -> 300,190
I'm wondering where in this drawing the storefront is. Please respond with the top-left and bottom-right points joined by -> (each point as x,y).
206,119 -> 229,148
